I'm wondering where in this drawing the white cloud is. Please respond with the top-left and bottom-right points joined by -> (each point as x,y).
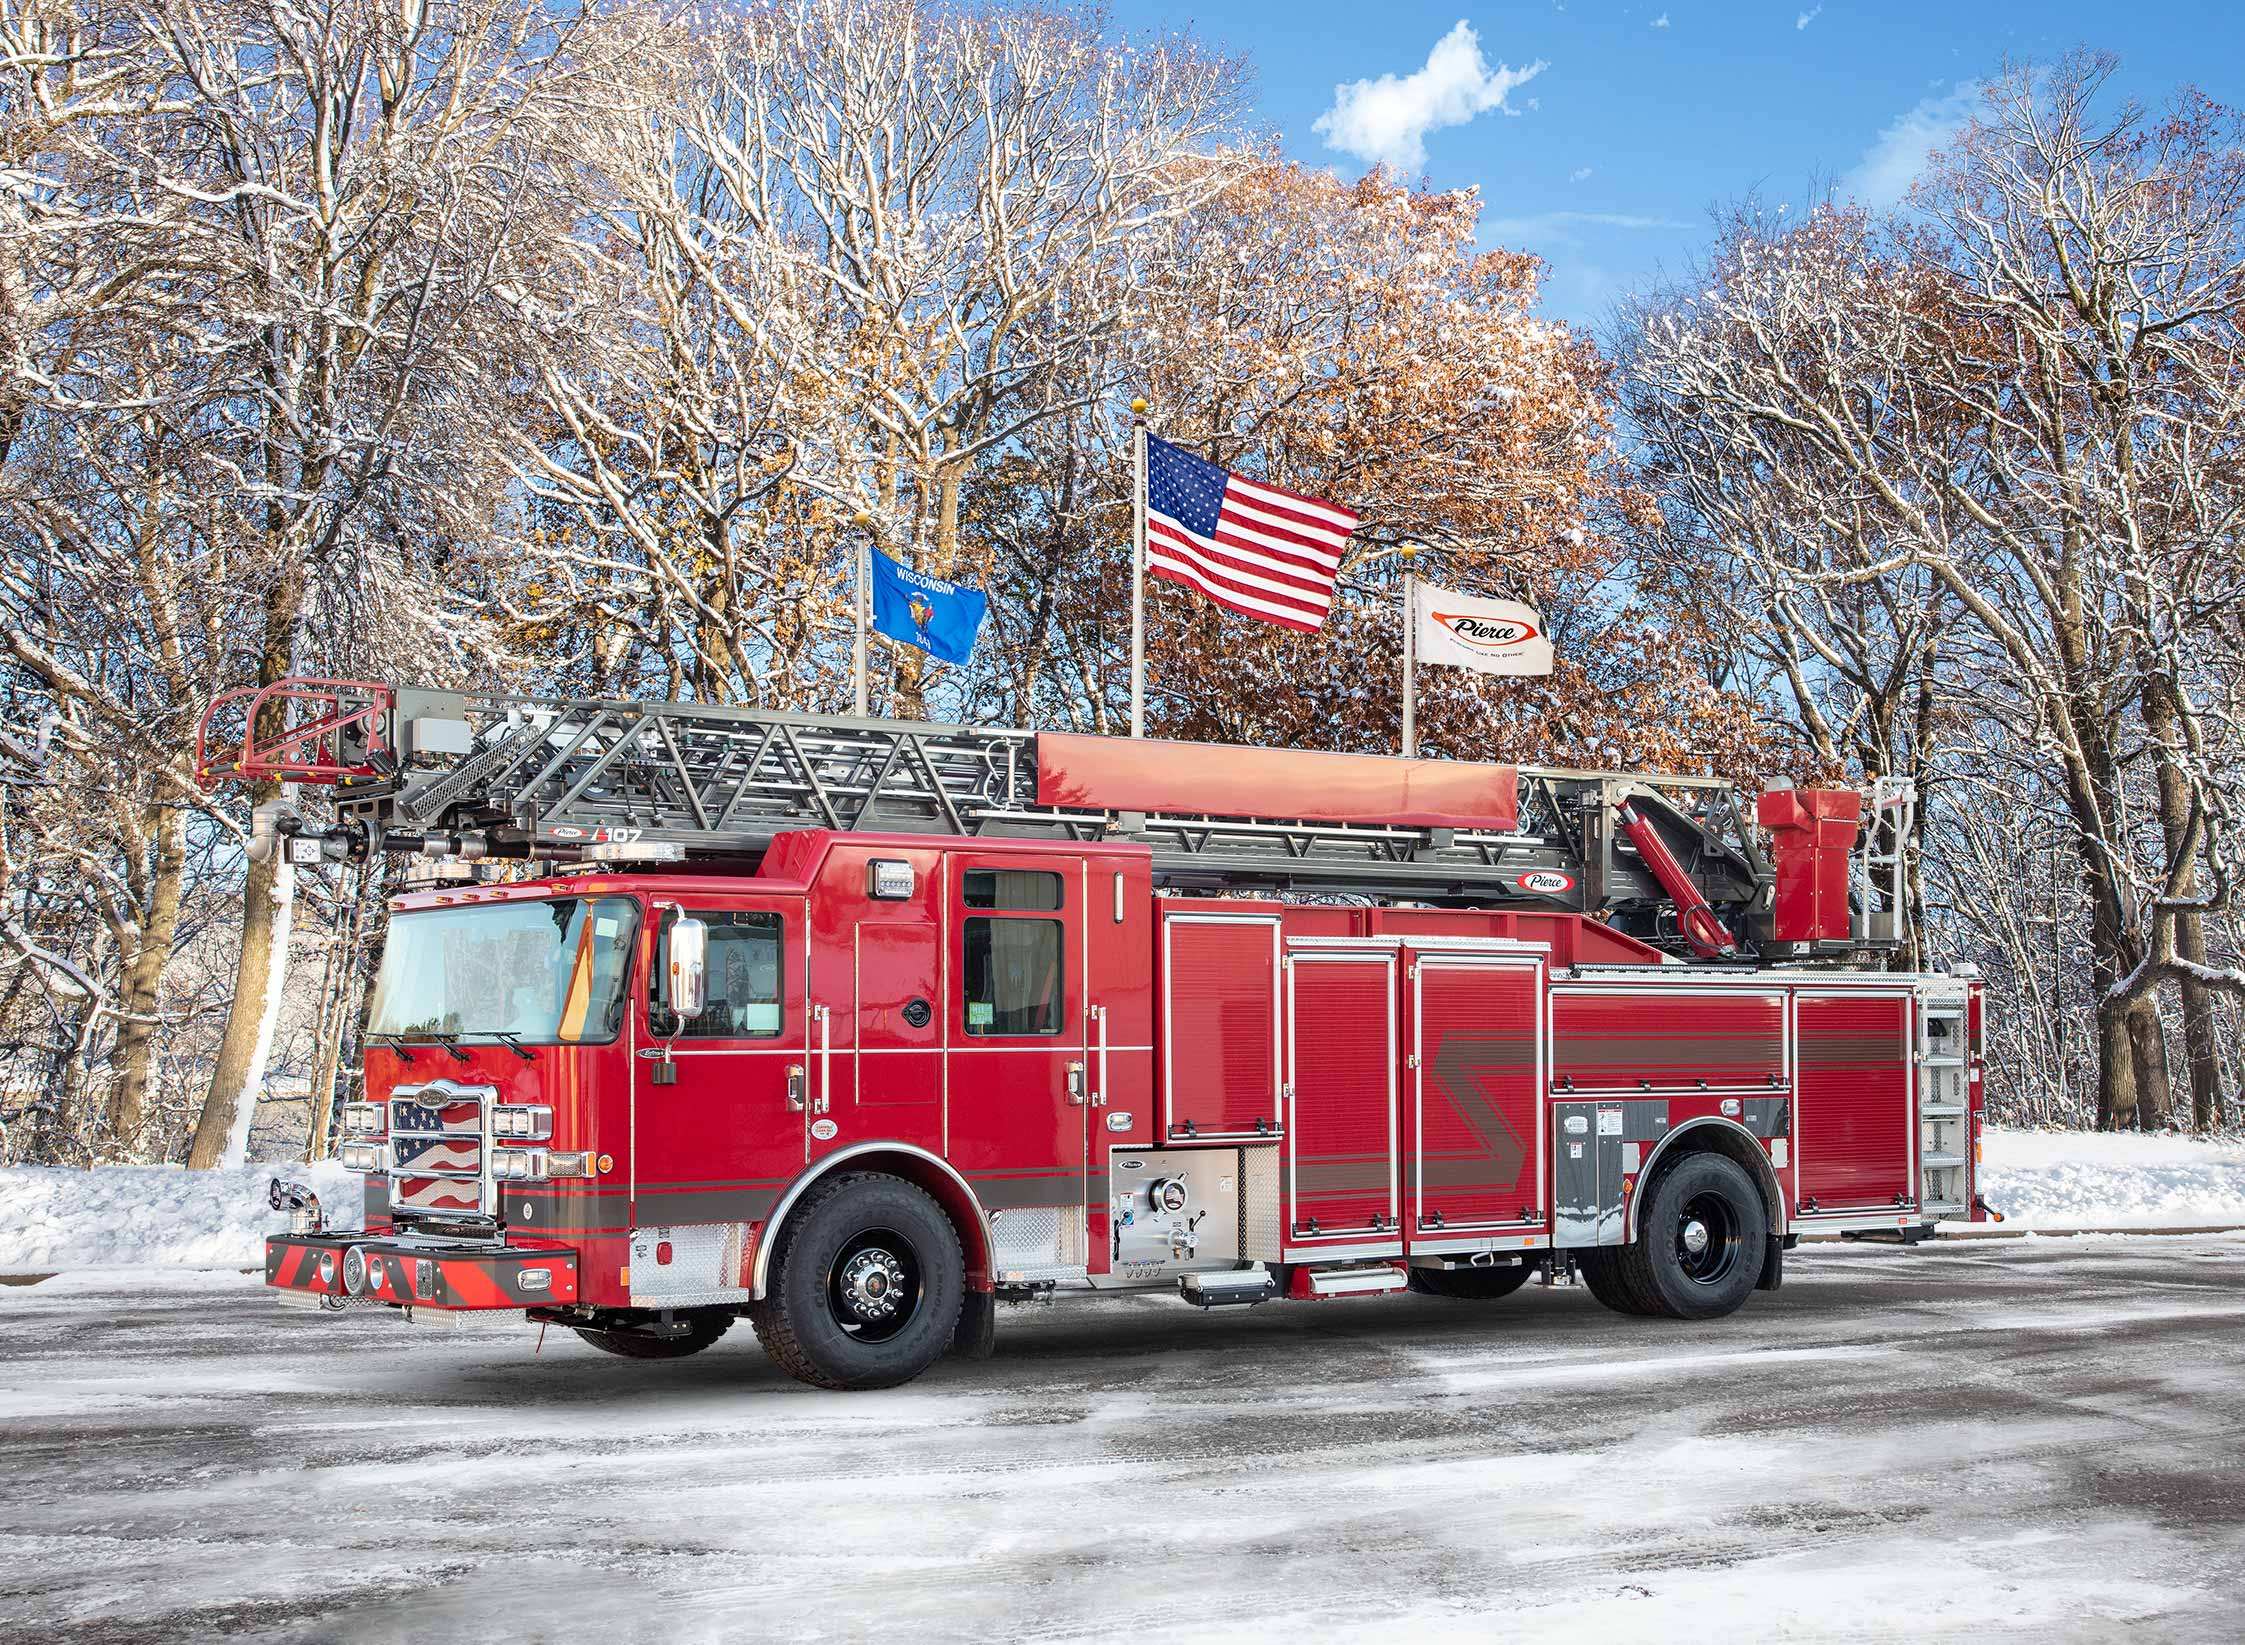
1651,12 -> 1670,27
1796,4 -> 1822,27
1313,21 -> 1547,171
1570,166 -> 1594,182
1844,81 -> 1981,207
1482,209 -> 1693,249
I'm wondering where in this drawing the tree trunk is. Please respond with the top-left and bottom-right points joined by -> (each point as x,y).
188,556 -> 309,1170
2177,916 -> 2227,1130
2093,989 -> 2137,1131
2124,996 -> 2174,1131
187,839 -> 296,1168
2142,671 -> 2228,1131
106,803 -> 188,1154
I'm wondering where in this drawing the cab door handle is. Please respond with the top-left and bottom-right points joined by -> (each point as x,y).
786,1065 -> 807,1113
1064,1061 -> 1087,1106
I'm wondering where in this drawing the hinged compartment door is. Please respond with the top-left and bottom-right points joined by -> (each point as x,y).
1794,991 -> 1914,1213
1410,953 -> 1545,1236
1161,913 -> 1282,1139
1285,950 -> 1398,1240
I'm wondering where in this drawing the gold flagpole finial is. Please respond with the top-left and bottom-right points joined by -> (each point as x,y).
1130,398 -> 1148,417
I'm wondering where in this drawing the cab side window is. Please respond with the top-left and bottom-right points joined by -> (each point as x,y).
961,870 -> 1063,1037
651,911 -> 785,1038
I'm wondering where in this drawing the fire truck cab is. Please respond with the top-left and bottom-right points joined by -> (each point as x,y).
214,680 -> 1988,1390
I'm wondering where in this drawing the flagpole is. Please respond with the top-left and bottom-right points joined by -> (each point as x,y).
1128,400 -> 1149,738
850,510 -> 871,717
1400,543 -> 1419,757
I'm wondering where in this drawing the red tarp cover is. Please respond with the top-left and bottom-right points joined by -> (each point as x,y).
1036,732 -> 1520,833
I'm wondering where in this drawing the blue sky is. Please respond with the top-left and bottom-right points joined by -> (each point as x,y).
1124,1 -> 2245,333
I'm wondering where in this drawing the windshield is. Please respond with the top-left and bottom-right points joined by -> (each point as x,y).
367,896 -> 639,1046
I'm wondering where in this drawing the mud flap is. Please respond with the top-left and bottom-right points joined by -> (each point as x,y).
950,1288 -> 996,1360
1756,1234 -> 1784,1292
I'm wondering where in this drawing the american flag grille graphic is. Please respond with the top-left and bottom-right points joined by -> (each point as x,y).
1144,434 -> 1356,632
390,1135 -> 480,1172
394,1175 -> 483,1213
386,1085 -> 490,1215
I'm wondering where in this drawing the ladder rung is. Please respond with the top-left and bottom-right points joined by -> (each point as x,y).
1921,1154 -> 1968,1170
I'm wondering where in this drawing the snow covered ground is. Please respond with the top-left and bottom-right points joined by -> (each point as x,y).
0,1128 -> 2240,1274
1970,1128 -> 2245,1230
0,1160 -> 360,1271
1,1238 -> 2240,1642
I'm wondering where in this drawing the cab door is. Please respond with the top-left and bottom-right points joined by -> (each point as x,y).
943,854 -> 1090,1278
630,896 -> 809,1293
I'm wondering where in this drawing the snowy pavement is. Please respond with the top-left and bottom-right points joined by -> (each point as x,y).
3,1238 -> 2242,1643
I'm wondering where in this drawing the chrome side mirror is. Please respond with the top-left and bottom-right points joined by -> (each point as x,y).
664,916 -> 708,1022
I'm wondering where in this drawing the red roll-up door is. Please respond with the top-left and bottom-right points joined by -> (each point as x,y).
1161,913 -> 1281,1139
1411,955 -> 1544,1234
1550,988 -> 1785,1091
1287,951 -> 1398,1239
1795,992 -> 1913,1211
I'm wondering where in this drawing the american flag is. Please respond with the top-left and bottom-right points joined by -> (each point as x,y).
1143,434 -> 1357,632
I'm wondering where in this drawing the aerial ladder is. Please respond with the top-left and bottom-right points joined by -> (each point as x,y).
196,677 -> 1905,962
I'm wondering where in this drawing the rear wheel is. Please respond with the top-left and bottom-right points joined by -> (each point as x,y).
1602,1151 -> 1766,1320
573,1312 -> 732,1359
751,1173 -> 964,1390
1406,1262 -> 1534,1300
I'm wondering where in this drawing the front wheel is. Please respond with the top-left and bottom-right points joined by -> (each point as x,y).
574,1312 -> 733,1359
751,1173 -> 965,1390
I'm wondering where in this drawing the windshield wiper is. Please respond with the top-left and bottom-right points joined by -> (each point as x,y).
367,1032 -> 419,1064
474,1030 -> 535,1063
370,1031 -> 471,1064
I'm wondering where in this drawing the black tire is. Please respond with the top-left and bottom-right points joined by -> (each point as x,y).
751,1172 -> 964,1391
1608,1151 -> 1767,1320
1572,1248 -> 1639,1314
1406,1262 -> 1534,1300
573,1312 -> 732,1359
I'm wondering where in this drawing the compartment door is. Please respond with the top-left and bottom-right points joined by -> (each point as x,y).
1285,950 -> 1398,1241
1162,913 -> 1282,1140
1410,954 -> 1545,1237
1795,991 -> 1914,1213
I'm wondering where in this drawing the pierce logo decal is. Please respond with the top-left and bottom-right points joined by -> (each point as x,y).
1433,612 -> 1543,653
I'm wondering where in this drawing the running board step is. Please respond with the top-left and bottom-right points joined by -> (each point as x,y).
1179,1271 -> 1277,1309
1288,1263 -> 1410,1300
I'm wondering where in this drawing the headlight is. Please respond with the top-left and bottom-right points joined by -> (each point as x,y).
491,1105 -> 552,1140
338,1141 -> 384,1173
543,1151 -> 593,1180
490,1147 -> 546,1181
341,1102 -> 384,1136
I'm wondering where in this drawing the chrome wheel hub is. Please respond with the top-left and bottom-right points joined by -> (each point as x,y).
838,1248 -> 906,1321
1680,1219 -> 1710,1257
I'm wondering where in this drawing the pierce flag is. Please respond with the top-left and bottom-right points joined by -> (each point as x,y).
1411,581 -> 1553,676
867,548 -> 987,667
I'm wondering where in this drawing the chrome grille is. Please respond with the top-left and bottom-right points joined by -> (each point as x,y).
385,1080 -> 496,1219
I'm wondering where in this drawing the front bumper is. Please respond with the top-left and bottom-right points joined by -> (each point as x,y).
266,1231 -> 579,1310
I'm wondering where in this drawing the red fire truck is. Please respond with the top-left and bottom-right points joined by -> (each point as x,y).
204,679 -> 1987,1390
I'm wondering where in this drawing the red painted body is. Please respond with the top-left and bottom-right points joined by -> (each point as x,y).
272,827 -> 1984,1319
1759,788 -> 1863,944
